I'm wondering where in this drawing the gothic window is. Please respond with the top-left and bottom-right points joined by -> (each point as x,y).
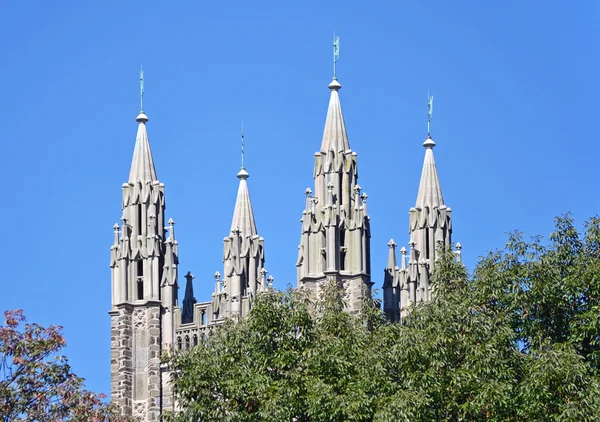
193,334 -> 198,347
340,230 -> 346,271
321,232 -> 327,271
176,336 -> 182,350
137,261 -> 144,301
137,204 -> 143,234
185,335 -> 190,350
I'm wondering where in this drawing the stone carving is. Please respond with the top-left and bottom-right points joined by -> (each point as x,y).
133,309 -> 147,329
133,401 -> 147,419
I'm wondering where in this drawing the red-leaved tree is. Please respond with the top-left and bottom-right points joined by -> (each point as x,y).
0,309 -> 131,421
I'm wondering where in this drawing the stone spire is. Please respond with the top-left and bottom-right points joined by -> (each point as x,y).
320,79 -> 349,155
109,97 -> 178,419
297,73 -> 372,313
111,109 -> 169,308
415,136 -> 444,211
128,112 -> 157,183
383,129 -> 455,321
216,158 -> 265,320
230,168 -> 257,237
410,135 -> 452,264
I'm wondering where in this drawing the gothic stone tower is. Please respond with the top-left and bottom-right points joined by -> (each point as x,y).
213,167 -> 267,320
172,164 -> 269,354
296,77 -> 373,312
109,110 -> 178,420
383,134 -> 460,321
109,101 -> 271,420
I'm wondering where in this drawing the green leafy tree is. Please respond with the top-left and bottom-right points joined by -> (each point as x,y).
165,215 -> 600,421
0,309 -> 131,422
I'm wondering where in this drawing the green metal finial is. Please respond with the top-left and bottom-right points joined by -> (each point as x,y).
241,122 -> 245,170
427,92 -> 434,137
140,64 -> 145,113
333,33 -> 340,79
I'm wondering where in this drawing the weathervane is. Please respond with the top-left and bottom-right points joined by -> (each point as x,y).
333,33 -> 340,79
241,122 -> 245,170
140,65 -> 145,113
427,92 -> 434,137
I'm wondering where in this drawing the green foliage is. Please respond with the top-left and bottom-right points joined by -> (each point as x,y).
165,215 -> 600,421
0,310 -> 131,421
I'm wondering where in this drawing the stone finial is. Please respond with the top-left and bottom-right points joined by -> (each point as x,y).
326,182 -> 335,207
214,271 -> 221,281
455,242 -> 463,263
310,196 -> 318,214
305,187 -> 313,211
237,168 -> 249,180
185,271 -> 195,281
423,136 -> 436,149
167,218 -> 175,240
113,223 -> 120,245
119,216 -> 128,240
267,275 -> 274,290
387,239 -> 396,248
400,246 -> 408,269
361,192 -> 368,214
354,184 -> 361,193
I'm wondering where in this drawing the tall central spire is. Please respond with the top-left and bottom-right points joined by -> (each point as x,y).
297,36 -> 373,313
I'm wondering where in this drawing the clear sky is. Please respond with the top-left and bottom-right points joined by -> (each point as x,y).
0,0 -> 598,397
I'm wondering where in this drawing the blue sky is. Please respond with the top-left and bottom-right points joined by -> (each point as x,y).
0,0 -> 598,397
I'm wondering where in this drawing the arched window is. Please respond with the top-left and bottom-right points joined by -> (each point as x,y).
193,334 -> 198,346
137,261 -> 144,300
184,335 -> 190,350
176,336 -> 182,350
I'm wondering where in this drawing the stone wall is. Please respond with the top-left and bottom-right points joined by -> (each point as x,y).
110,306 -> 133,416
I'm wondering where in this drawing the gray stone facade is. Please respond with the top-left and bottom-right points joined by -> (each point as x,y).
109,75 -> 458,420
